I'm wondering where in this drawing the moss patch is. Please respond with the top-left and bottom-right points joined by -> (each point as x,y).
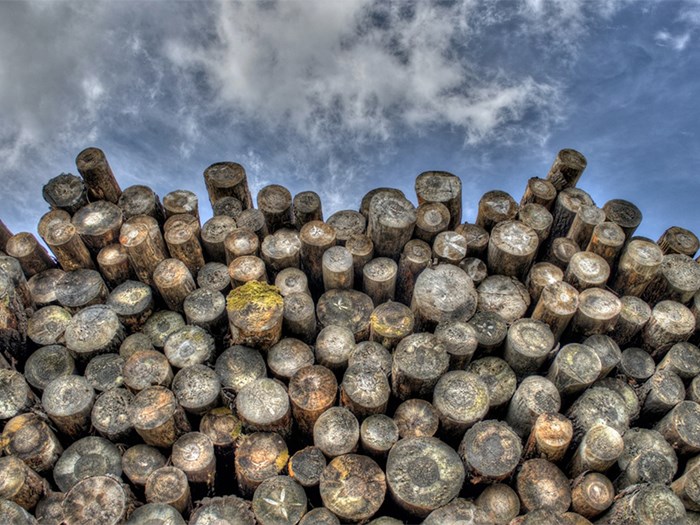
226,281 -> 283,312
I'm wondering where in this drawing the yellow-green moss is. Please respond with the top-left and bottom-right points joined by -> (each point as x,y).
226,281 -> 283,312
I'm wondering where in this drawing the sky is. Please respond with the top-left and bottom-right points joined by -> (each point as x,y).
1,0 -> 699,243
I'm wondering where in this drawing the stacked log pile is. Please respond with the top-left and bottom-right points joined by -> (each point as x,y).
0,146 -> 699,525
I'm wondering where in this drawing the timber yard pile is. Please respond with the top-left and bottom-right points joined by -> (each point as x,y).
2,147 -> 700,525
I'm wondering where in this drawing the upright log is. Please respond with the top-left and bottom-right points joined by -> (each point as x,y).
327,210 -> 366,245
316,289 -> 374,340
545,148 -> 587,191
320,454 -> 385,522
519,203 -> 553,244
236,377 -> 291,436
237,209 -> 268,241
91,387 -> 134,442
476,275 -> 531,323
547,343 -> 602,397
288,446 -> 326,488
257,184 -> 294,233
363,257 -> 397,305
341,364 -> 391,419
564,251 -> 610,290
75,147 -> 122,203
393,398 -> 439,439
293,191 -> 324,226
567,204 -> 606,249
415,171 -> 462,229
391,333 -> 449,400
595,483 -> 685,525
586,221 -> 626,267
164,224 -> 205,276
201,216 -> 237,263
182,288 -> 227,341
235,432 -> 289,497
283,292 -> 317,344
611,239 -> 664,297
504,318 -> 555,377
97,243 -> 133,287
53,436 -> 122,492
570,472 -> 614,519
62,475 -> 135,525
523,412 -> 573,463
314,407 -> 359,458
434,320 -> 478,369
415,202 -> 450,243
433,369 -> 491,435
153,258 -> 196,312
227,281 -> 284,350
531,281 -> 579,341
611,295 -> 651,346
568,287 -> 621,338
215,345 -> 266,394
476,484 -> 521,524
642,300 -> 695,358
119,217 -> 168,286
475,190 -> 518,232
6,232 -> 56,276
42,375 -> 95,439
204,161 -> 253,209
505,375 -> 561,438
129,385 -> 191,448
642,254 -> 700,305
360,414 -> 399,457
172,365 -> 221,416
544,237 -> 580,270
456,222 -> 490,258
145,466 -> 191,516
289,365 -> 338,436
107,280 -> 154,333
395,239 -> 431,306
516,459 -> 571,513
299,221 -> 336,292
602,198 -> 643,238
411,264 -> 477,331
525,262 -> 564,305
252,475 -> 307,525
171,432 -> 216,496
520,176 -> 557,209
213,195 -> 244,220
118,184 -> 164,223
569,423 -> 624,477
368,193 -> 416,259
322,245 -> 354,291
64,305 -> 124,362
0,412 -> 62,473
349,341 -> 392,376
459,420 -> 522,484
163,190 -> 199,221
658,226 -> 700,257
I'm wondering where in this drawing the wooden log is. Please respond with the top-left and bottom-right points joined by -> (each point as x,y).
201,215 -> 237,263
322,245 -> 354,291
62,475 -> 135,525
566,387 -> 629,445
392,333 -> 449,400
369,300 -> 414,351
164,325 -> 215,369
475,190 -> 518,233
547,343 -> 602,397
288,446 -> 326,488
569,424 -> 624,477
476,483 -> 521,524
658,226 -> 700,257
41,375 -> 94,438
164,224 -> 205,276
172,432 -> 216,496
582,335 -> 621,378
639,370 -> 685,420
199,406 -> 242,475
53,436 -> 122,492
119,333 -> 155,360
0,255 -> 33,310
504,318 -> 555,377
0,219 -> 13,252
642,300 -> 695,358
505,375 -> 561,438
395,239 -> 431,306
466,358 -> 515,409
519,203 -> 553,244
617,347 -> 655,387
564,251 -> 610,290
288,365 -> 337,436
348,341 -> 392,377
0,412 -> 62,473
26,305 -> 71,347
523,412 -> 573,463
123,349 -> 173,392
75,147 -> 122,203
261,228 -> 302,278
117,184 -> 164,223
275,267 -> 310,296
96,243 -> 133,287
235,432 -> 289,497
363,257 -> 398,305
300,508 -> 340,525
126,503 -> 187,525
654,400 -> 700,455
616,428 -> 679,489
203,161 -> 253,209
215,344 -> 267,394
129,385 -> 191,448
458,420 -> 522,485
594,377 -> 640,424
360,414 -> 399,457
414,202 -> 450,243
602,198 -> 643,239
237,209 -> 269,241
571,472 -> 614,519
320,454 -> 385,522
182,288 -> 226,339
393,398 -> 439,439
432,230 -> 467,265
64,304 -> 125,363
142,310 -> 185,349
236,377 -> 291,435
300,221 -> 336,292
567,204 -> 606,250
316,289 -> 374,341
459,256 -> 488,286
340,364 -> 391,419
526,262 -> 564,305
585,222 -> 626,269
119,217 -> 168,286
0,271 -> 29,364
72,201 -> 124,255
267,337 -> 314,382
227,281 -> 283,350
545,148 -> 587,191
544,237 -> 580,270
385,436 -> 464,517
486,220 -> 539,279
345,234 -> 374,289
327,210 -> 366,245
689,376 -> 700,403
282,292 -> 317,344
476,275 -> 531,324
163,189 -> 199,221
0,455 -> 45,511
45,221 -> 94,272
145,466 -> 191,516
423,499 -> 493,525
549,188 -> 594,243
595,483 -> 685,525
38,209 -> 71,245
415,170 -> 462,229
434,320 -> 478,369
368,192 -> 416,259
521,176 -> 557,209
189,495 -> 255,525
671,455 -> 700,511
469,311 -> 508,354
611,238 -> 664,297
611,295 -> 651,346
568,287 -> 621,338
411,264 -> 477,331
153,258 -> 196,312
54,269 -> 108,313
85,353 -> 125,391
163,212 -> 201,239
106,280 -> 154,333
313,407 -> 359,457
657,342 -> 700,381
517,458 -> 571,513
293,191 -> 324,226
643,254 -> 700,305
257,184 -> 294,233
456,223 -> 490,259
228,255 -> 268,287
252,475 -> 307,525
172,364 -> 220,416
91,387 -> 134,442
195,263 -> 230,296
360,188 -> 405,221
212,195 -> 244,220
6,232 -> 56,276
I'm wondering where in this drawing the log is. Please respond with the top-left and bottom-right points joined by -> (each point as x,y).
0,271 -> 28,364
456,222 -> 490,258
611,239 -> 664,297
97,243 -> 133,287
504,318 -> 555,377
544,237 -> 580,270
570,472 -> 614,519
236,377 -> 291,436
340,364 -> 391,418
583,335 -> 621,378
171,432 -> 216,496
458,420 -> 521,484
212,195 -> 244,220
567,287 -> 621,338
654,400 -> 700,455
569,424 -> 624,477
62,475 -> 135,525
391,333 -> 449,400
548,188 -> 595,248
505,375 -> 561,438
594,377 -> 640,424
671,455 -> 700,511
316,289 -> 374,341
237,209 -> 269,241
476,275 -> 531,324
658,226 -> 700,257
360,188 -> 405,222
55,269 -> 108,313
369,300 -> 414,350
657,342 -> 700,381
322,245 -> 354,291
475,190 -> 518,233
163,212 -> 200,239
288,365 -> 337,436
348,341 -> 392,376
434,320 -> 478,369
547,343 -> 602,397
38,209 -> 71,245
183,288 -> 227,340
26,305 -> 71,347
459,256 -> 488,286
215,345 -> 266,394
299,221 -> 336,292
476,484 -> 521,524
525,262 -> 564,305
0,255 -> 33,310
120,332 -> 155,359
0,412 -> 62,473
45,221 -> 94,272
689,376 -> 700,403
164,224 -> 205,276
172,364 -> 221,416
107,280 -> 154,333
129,385 -> 191,448
523,412 -> 573,463
199,407 -> 242,488
642,300 -> 695,358
85,353 -> 125,391
0,455 -> 46,511
385,437 -> 464,517
320,454 -> 385,522
153,258 -> 196,312
53,436 -> 122,492
119,217 -> 169,286
164,325 -> 215,369
235,432 -> 289,497
142,310 -> 185,349
360,414 -> 399,457
516,459 -> 571,513
275,267 -> 310,297
467,357 -> 517,410
423,499 -> 493,525
616,427 -> 678,489
227,281 -> 284,350
123,350 -> 173,392
567,204 -> 606,249
267,338 -> 314,382
64,304 -> 125,363
415,170 -> 462,229
617,347 -> 655,386
469,311 -> 508,354
602,198 -> 643,238
345,234 -> 374,288
595,483 -> 685,525
228,255 -> 268,287
41,375 -> 95,439
72,201 -> 124,255
0,219 -> 12,253
201,215 -> 237,263
117,184 -> 164,223
126,503 -> 186,525
257,184 -> 294,233
395,239 -> 431,306
643,254 -> 700,305
519,203 -> 553,244
611,295 -> 651,346
283,292 -> 317,344
261,229 -> 302,278
392,398 -> 439,439
363,257 -> 398,305
189,495 -> 255,524
521,176 -> 557,209
288,446 -> 326,488
203,161 -> 253,209
293,191 -> 324,226
6,232 -> 56,276
252,475 -> 307,525
368,192 -> 416,259
545,148 -> 587,190
564,251 -> 610,290
432,230 -> 467,264
145,466 -> 191,516
163,189 -> 199,221
639,370 -> 685,421
91,387 -> 135,442
313,407 -> 359,457
411,264 -> 477,331
300,508 -> 340,525
75,147 -> 122,203
327,210 -> 366,245
566,387 -> 629,444
414,202 -> 450,243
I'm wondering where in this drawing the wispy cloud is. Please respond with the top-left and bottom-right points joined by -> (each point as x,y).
655,29 -> 691,50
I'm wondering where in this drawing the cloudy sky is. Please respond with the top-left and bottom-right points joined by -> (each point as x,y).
1,0 -> 699,242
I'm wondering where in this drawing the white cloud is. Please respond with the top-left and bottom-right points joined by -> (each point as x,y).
655,30 -> 691,51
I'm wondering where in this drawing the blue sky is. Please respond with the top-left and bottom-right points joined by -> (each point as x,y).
1,0 -> 699,242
